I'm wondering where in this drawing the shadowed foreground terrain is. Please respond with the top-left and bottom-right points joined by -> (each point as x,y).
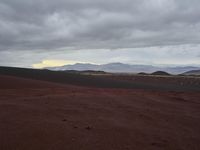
0,67 -> 200,150
0,66 -> 200,91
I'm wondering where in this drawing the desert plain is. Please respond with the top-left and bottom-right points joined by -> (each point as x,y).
0,68 -> 200,150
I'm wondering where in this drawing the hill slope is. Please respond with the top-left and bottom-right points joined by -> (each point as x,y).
182,70 -> 200,76
0,66 -> 200,91
151,71 -> 170,76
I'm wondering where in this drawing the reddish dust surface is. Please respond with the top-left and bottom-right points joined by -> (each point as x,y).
0,75 -> 200,150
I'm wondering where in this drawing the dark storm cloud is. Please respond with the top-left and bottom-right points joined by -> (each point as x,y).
0,0 -> 200,50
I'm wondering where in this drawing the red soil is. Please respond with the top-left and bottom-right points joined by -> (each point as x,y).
0,75 -> 200,150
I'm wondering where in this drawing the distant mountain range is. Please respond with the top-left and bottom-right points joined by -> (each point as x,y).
45,63 -> 200,74
182,70 -> 200,76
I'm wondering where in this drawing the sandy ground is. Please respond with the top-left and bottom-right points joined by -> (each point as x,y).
0,75 -> 200,150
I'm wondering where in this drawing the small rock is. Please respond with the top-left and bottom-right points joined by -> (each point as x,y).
85,126 -> 92,130
73,126 -> 78,129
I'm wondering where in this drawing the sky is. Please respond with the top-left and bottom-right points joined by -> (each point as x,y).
0,0 -> 200,68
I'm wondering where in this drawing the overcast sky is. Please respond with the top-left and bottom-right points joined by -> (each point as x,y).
0,0 -> 200,68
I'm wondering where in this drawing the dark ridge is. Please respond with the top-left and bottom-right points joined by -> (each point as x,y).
0,66 -> 199,91
151,71 -> 170,76
64,70 -> 107,74
138,72 -> 149,75
0,66 -> 157,90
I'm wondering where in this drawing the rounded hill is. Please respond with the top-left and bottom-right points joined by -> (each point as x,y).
151,71 -> 170,76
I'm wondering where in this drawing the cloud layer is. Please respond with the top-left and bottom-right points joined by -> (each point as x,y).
1,0 -> 200,51
0,0 -> 200,67
1,45 -> 200,68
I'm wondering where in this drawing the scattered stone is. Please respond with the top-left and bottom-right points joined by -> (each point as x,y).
73,126 -> 78,129
85,126 -> 92,130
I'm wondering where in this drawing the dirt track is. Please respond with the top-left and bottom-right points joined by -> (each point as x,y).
0,75 -> 200,150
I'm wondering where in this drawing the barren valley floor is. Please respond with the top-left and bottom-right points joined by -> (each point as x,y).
0,74 -> 200,150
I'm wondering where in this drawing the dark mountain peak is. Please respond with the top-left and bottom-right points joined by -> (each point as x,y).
151,71 -> 170,76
